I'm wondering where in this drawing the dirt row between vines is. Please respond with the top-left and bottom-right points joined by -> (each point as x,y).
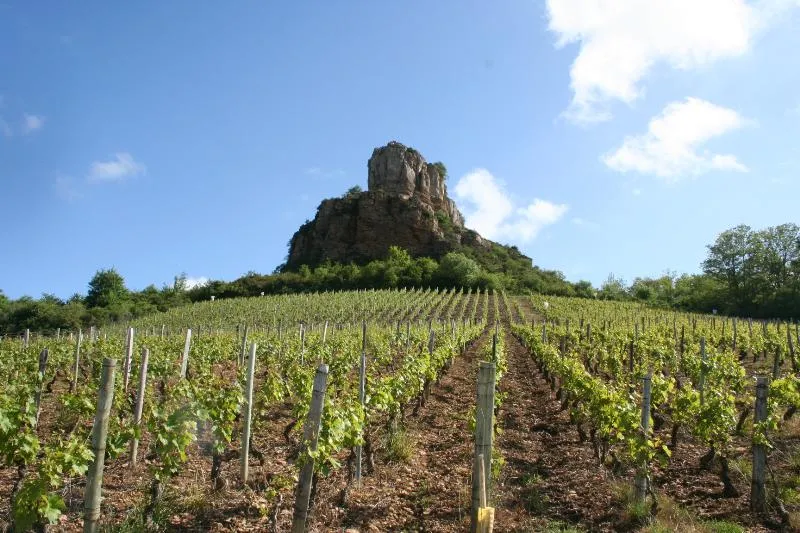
310,296 -> 497,532
318,293 -> 629,532
500,297 -> 784,532
309,295 -> 627,532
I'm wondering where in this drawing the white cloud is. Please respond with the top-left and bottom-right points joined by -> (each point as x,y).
453,169 -> 513,238
183,277 -> 209,290
546,0 -> 765,123
632,188 -> 642,196
603,97 -> 748,180
0,118 -> 11,138
87,153 -> 146,183
22,113 -> 44,134
454,168 -> 568,242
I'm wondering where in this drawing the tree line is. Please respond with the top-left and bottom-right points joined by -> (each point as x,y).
602,223 -> 800,318
2,223 -> 797,335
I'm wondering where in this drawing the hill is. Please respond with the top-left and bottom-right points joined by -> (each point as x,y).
277,141 -> 576,294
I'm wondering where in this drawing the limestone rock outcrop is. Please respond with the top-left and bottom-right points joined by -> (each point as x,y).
367,142 -> 464,228
284,141 -> 488,270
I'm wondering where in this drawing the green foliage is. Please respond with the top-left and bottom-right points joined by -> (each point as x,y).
436,252 -> 481,287
431,161 -> 447,180
147,393 -> 198,482
383,427 -> 414,463
702,520 -> 745,533
194,378 -> 243,455
701,223 -> 800,317
435,210 -> 454,233
12,435 -> 93,530
86,268 -> 128,308
342,185 -> 363,200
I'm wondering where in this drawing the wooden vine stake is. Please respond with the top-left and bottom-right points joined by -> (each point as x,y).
300,323 -> 306,365
130,348 -> 150,467
634,371 -> 653,505
772,345 -> 782,380
240,342 -> 257,484
471,361 -> 496,533
179,328 -> 192,379
84,359 -> 117,533
23,328 -> 30,348
750,376 -> 768,514
71,329 -> 83,393
34,349 -> 49,427
239,324 -> 249,367
355,322 -> 367,485
123,327 -> 134,392
292,364 -> 329,533
699,338 -> 707,406
475,453 -> 495,532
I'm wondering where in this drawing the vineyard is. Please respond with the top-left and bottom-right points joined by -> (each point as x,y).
0,289 -> 798,532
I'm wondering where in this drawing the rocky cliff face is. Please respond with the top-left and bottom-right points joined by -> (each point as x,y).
284,141 -> 488,270
367,142 -> 464,228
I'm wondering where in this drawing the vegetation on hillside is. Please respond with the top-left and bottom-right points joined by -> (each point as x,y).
1,222 -> 798,335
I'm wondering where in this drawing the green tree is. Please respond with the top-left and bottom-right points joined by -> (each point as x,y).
85,268 -> 129,308
173,273 -> 189,292
597,274 -> 628,301
702,225 -> 757,313
673,274 -> 724,313
342,185 -> 363,200
756,223 -> 800,289
436,252 -> 482,288
386,246 -> 412,266
573,280 -> 595,299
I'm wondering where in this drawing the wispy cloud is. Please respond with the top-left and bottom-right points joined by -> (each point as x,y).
21,113 -> 44,135
545,0 -> 772,124
454,168 -> 568,243
305,167 -> 345,178
87,153 -> 146,183
54,175 -> 82,202
572,217 -> 601,231
603,97 -> 748,181
0,118 -> 11,138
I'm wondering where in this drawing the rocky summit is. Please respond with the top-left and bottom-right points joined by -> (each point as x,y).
283,141 -> 491,270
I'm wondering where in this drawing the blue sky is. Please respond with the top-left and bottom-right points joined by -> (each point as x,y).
2,1 -> 799,299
